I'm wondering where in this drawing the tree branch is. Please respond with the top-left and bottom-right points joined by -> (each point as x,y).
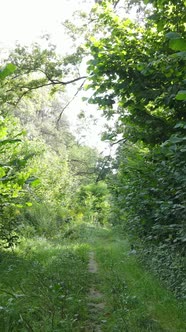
13,76 -> 87,107
110,138 -> 127,146
56,79 -> 86,127
49,76 -> 87,86
113,0 -> 120,9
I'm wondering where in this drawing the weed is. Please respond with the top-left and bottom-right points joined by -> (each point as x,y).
0,234 -> 90,331
0,224 -> 185,331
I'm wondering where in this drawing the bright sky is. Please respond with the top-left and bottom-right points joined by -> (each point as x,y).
0,0 -> 93,48
0,0 -> 117,154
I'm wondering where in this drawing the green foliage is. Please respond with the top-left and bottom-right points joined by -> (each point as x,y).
0,234 -> 89,331
0,0 -> 185,310
0,63 -> 16,79
139,242 -> 186,299
86,4 -> 186,144
0,44 -> 101,245
19,203 -> 59,238
75,181 -> 110,224
0,64 -> 36,247
108,134 -> 186,297
80,225 -> 186,331
1,42 -> 86,109
175,90 -> 186,100
86,0 -> 186,296
1,224 -> 185,331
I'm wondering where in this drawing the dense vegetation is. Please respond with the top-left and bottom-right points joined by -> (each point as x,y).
85,0 -> 186,298
0,224 -> 185,331
0,1 -> 185,327
0,50 -> 106,245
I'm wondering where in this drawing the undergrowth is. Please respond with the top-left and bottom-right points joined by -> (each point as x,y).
0,227 -> 89,332
114,223 -> 186,300
84,225 -> 186,332
138,241 -> 186,300
0,223 -> 185,331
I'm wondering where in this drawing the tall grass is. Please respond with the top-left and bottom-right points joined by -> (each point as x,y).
0,223 -> 185,331
83,226 -> 186,332
0,229 -> 90,332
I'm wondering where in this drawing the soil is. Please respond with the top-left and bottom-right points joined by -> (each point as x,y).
86,251 -> 105,332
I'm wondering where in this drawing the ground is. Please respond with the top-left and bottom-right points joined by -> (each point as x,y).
0,223 -> 185,331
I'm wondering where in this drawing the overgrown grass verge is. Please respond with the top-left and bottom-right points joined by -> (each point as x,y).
83,225 -> 186,332
0,225 -> 90,332
138,241 -> 186,300
0,223 -> 185,331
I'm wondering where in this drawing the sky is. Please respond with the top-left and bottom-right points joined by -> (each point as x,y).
0,0 -> 122,154
0,0 -> 90,47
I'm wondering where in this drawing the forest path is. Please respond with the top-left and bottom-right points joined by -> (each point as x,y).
86,251 -> 105,332
81,224 -> 186,332
0,224 -> 185,331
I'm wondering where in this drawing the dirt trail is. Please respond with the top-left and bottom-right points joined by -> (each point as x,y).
86,251 -> 105,332
88,252 -> 98,273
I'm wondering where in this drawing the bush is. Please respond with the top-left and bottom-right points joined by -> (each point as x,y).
138,241 -> 186,299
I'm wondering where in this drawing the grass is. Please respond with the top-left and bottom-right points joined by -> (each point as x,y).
84,225 -> 186,332
0,229 -> 90,332
0,223 -> 185,331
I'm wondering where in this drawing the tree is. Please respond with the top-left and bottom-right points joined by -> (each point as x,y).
86,2 -> 185,143
85,0 -> 186,244
84,0 -> 186,297
0,63 -> 39,247
0,43 -> 87,112
75,181 -> 110,224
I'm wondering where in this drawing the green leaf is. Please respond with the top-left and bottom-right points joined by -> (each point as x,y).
174,122 -> 186,129
169,136 -> 186,143
25,176 -> 39,185
166,32 -> 181,40
0,63 -> 16,80
170,51 -> 186,60
169,39 -> 186,51
175,90 -> 186,101
0,167 -> 6,179
25,176 -> 40,187
25,202 -> 32,207
30,179 -> 41,187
